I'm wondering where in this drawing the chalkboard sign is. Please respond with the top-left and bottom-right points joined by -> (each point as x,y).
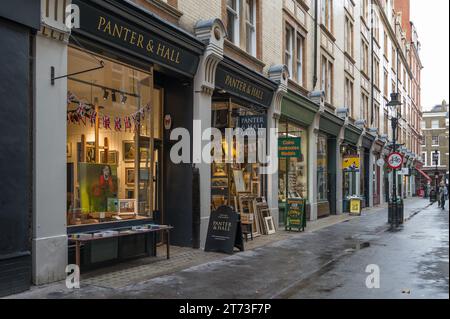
286,199 -> 306,232
205,206 -> 244,254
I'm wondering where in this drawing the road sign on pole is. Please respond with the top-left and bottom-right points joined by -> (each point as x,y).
387,152 -> 404,170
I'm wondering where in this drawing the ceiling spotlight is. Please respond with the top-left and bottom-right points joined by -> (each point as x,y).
121,94 -> 127,104
111,91 -> 117,103
103,89 -> 109,101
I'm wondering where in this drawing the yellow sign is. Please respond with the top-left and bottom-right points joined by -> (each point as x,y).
343,156 -> 360,170
350,199 -> 361,216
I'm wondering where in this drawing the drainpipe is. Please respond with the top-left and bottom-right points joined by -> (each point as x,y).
313,0 -> 319,89
370,0 -> 375,126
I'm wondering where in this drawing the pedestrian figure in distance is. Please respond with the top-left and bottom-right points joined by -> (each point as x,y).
438,181 -> 448,210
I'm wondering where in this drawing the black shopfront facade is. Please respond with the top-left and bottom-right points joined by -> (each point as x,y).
211,57 -> 277,211
0,0 -> 40,298
65,0 -> 204,269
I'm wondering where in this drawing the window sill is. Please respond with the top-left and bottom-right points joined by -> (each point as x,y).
144,0 -> 183,21
288,79 -> 309,96
320,24 -> 336,43
224,39 -> 265,73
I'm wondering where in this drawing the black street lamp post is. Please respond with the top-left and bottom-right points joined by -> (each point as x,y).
387,93 -> 402,228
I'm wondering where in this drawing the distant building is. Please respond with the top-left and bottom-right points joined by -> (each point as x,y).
421,100 -> 450,187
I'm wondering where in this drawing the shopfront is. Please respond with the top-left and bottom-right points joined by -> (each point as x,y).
317,111 -> 344,218
210,57 -> 277,216
372,139 -> 386,206
60,0 -> 204,268
361,133 -> 375,208
342,124 -> 363,213
0,0 -> 40,297
277,91 -> 319,224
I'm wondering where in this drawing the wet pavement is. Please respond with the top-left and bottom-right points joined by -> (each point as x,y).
8,198 -> 449,299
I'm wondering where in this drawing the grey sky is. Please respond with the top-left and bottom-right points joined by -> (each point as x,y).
410,0 -> 449,110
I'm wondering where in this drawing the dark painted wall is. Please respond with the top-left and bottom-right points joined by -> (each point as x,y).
0,18 -> 33,297
327,138 -> 338,215
163,77 -> 194,247
0,0 -> 40,30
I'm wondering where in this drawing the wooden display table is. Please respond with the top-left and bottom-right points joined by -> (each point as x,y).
69,225 -> 173,270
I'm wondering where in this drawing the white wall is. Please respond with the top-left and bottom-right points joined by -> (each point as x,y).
33,34 -> 68,285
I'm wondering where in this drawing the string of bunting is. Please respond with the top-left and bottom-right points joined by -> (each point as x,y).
67,91 -> 151,132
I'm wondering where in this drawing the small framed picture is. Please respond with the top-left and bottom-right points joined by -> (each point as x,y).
213,162 -> 227,177
264,216 -> 276,235
125,168 -> 135,186
85,143 -> 96,163
100,151 -> 119,165
123,141 -> 136,162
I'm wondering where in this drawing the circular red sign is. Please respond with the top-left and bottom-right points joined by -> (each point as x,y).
387,152 -> 404,170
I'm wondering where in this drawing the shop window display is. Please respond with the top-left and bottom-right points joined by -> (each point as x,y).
317,134 -> 328,202
66,47 -> 162,227
211,101 -> 266,211
278,121 -> 308,202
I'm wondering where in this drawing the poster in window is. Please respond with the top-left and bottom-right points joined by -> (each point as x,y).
78,163 -> 118,214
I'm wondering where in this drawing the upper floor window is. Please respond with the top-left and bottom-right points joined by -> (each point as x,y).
345,77 -> 354,117
361,40 -> 369,75
432,120 -> 440,129
245,0 -> 256,56
345,15 -> 354,57
321,0 -> 333,32
227,0 -> 240,46
321,55 -> 333,104
362,0 -> 369,22
285,25 -> 294,78
296,34 -> 305,86
432,136 -> 439,146
226,0 -> 259,57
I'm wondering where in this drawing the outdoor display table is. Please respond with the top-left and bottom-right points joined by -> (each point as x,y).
69,225 -> 173,270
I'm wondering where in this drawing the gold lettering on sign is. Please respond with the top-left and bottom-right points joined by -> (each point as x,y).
224,75 -> 264,101
95,16 -> 182,65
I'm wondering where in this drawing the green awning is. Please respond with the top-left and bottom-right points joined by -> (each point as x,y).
344,124 -> 363,145
281,90 -> 319,127
319,110 -> 344,137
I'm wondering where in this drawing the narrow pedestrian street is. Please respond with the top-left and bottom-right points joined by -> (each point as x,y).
8,198 -> 448,299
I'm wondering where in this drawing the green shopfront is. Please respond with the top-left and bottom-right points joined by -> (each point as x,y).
278,91 -> 319,225
317,111 -> 345,218
342,124 -> 363,212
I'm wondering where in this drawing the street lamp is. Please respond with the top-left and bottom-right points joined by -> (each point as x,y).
433,150 -> 439,192
387,93 -> 402,227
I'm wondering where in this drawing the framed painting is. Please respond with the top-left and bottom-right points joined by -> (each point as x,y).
100,151 -> 119,165
123,141 -> 136,162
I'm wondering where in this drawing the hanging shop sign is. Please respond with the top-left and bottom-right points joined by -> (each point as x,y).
278,137 -> 301,159
237,115 -> 267,136
205,206 -> 244,254
73,0 -> 200,77
387,152 -> 404,170
215,64 -> 275,108
286,199 -> 306,232
343,156 -> 360,171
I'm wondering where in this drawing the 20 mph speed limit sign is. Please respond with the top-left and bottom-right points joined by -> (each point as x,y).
387,152 -> 404,170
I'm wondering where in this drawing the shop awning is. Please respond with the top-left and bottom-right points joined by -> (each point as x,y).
416,167 -> 432,182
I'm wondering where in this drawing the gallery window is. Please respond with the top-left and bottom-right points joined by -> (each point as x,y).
210,101 -> 266,211
66,47 -> 162,227
278,121 -> 309,203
